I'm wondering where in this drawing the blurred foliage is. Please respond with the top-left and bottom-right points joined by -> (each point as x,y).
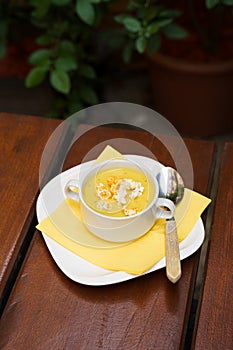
0,0 -> 232,118
109,0 -> 188,63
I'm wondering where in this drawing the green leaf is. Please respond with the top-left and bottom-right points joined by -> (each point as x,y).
79,64 -> 96,79
162,23 -> 188,39
107,32 -> 125,48
58,40 -> 76,56
123,17 -> 141,33
205,0 -> 220,8
51,0 -> 71,5
68,98 -> 84,114
0,20 -> 8,58
79,84 -> 98,104
153,18 -> 173,28
50,69 -> 71,94
122,43 -> 133,63
114,14 -> 129,24
145,22 -> 159,37
143,6 -> 159,22
52,22 -> 68,36
158,9 -> 182,18
55,56 -> 78,71
76,0 -> 95,25
0,41 -> 7,59
147,34 -> 161,55
127,1 -> 138,11
28,49 -> 52,65
25,67 -> 48,88
31,0 -> 51,18
222,0 -> 233,5
36,34 -> 53,46
49,96 -> 71,117
135,36 -> 147,53
0,20 -> 8,39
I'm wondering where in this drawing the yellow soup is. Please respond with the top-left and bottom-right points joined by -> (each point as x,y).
82,167 -> 155,217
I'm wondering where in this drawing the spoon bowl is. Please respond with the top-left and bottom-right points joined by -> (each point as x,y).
156,167 -> 184,205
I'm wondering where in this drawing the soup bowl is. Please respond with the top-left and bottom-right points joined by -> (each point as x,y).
64,159 -> 175,242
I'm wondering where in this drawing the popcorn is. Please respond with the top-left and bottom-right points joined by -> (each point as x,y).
96,182 -> 111,200
95,176 -> 145,216
130,182 -> 144,199
96,201 -> 112,211
96,182 -> 105,191
123,207 -> 139,216
107,176 -> 117,186
112,180 -> 128,205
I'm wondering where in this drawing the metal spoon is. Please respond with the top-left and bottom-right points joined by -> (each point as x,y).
156,167 -> 184,283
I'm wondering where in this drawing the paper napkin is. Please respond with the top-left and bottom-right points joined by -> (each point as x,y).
36,147 -> 211,275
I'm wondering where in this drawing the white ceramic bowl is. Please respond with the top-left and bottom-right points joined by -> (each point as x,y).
65,159 -> 175,242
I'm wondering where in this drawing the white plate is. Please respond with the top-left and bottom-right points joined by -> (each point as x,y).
36,155 -> 205,286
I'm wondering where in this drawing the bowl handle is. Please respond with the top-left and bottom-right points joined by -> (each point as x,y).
153,198 -> 175,219
64,179 -> 80,202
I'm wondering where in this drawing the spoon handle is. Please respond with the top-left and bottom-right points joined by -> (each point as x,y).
165,219 -> 181,283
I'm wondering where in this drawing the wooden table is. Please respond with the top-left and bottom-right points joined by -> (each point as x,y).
0,113 -> 232,349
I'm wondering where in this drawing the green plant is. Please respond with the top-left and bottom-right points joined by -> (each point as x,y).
0,0 -> 188,117
111,0 -> 233,62
109,0 -> 188,63
1,1 -> 232,118
27,0 -> 115,117
188,0 -> 233,54
0,0 -> 113,117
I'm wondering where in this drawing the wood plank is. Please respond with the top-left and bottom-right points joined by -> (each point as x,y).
150,137 -> 214,194
0,113 -> 61,301
0,127 -> 215,349
193,142 -> 233,350
63,124 -> 154,170
148,136 -> 216,347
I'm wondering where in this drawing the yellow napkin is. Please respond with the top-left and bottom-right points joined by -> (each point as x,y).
36,146 -> 211,275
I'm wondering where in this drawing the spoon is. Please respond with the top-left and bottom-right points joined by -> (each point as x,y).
156,167 -> 184,283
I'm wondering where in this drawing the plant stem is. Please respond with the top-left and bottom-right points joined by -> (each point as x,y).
188,0 -> 211,51
211,4 -> 225,52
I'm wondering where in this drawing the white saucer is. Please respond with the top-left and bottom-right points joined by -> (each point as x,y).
36,155 -> 205,285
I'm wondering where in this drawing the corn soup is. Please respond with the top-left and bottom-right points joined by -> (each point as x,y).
82,167 -> 155,217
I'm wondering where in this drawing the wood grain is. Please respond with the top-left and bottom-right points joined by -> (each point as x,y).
193,142 -> 233,350
0,113 -> 61,299
63,124 -> 155,170
0,124 -> 215,350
